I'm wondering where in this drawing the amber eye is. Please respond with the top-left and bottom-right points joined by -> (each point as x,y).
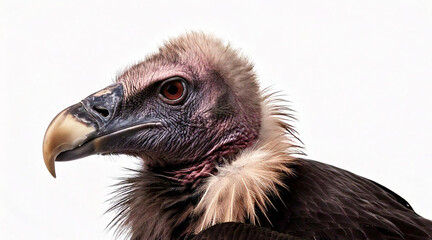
159,77 -> 187,104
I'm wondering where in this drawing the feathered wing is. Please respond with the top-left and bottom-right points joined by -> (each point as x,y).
261,159 -> 432,240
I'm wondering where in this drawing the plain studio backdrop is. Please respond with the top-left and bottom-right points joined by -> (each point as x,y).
1,0 -> 431,239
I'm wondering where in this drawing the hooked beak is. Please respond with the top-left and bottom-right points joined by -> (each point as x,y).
42,83 -> 161,178
42,103 -> 97,178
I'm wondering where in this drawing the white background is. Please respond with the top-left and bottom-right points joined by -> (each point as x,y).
1,1 -> 431,239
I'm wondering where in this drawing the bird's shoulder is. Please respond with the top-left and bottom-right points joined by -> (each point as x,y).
262,158 -> 432,240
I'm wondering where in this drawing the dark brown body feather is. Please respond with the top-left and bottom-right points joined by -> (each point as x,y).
253,159 -> 432,240
191,222 -> 301,240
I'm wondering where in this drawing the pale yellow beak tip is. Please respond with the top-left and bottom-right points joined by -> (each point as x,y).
46,158 -> 56,178
42,106 -> 96,179
43,143 -> 57,178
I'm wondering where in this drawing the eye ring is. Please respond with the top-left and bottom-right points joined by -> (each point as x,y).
158,77 -> 188,104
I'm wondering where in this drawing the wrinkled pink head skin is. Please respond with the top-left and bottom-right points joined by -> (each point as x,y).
113,33 -> 262,186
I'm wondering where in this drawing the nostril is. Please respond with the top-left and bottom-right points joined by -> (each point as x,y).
92,105 -> 110,118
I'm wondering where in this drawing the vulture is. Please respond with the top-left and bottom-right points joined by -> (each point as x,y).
42,32 -> 432,240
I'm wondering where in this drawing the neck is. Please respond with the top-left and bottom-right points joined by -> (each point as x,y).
192,94 -> 302,232
160,129 -> 259,189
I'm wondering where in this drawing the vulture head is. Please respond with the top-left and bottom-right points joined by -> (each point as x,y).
43,32 -> 300,239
